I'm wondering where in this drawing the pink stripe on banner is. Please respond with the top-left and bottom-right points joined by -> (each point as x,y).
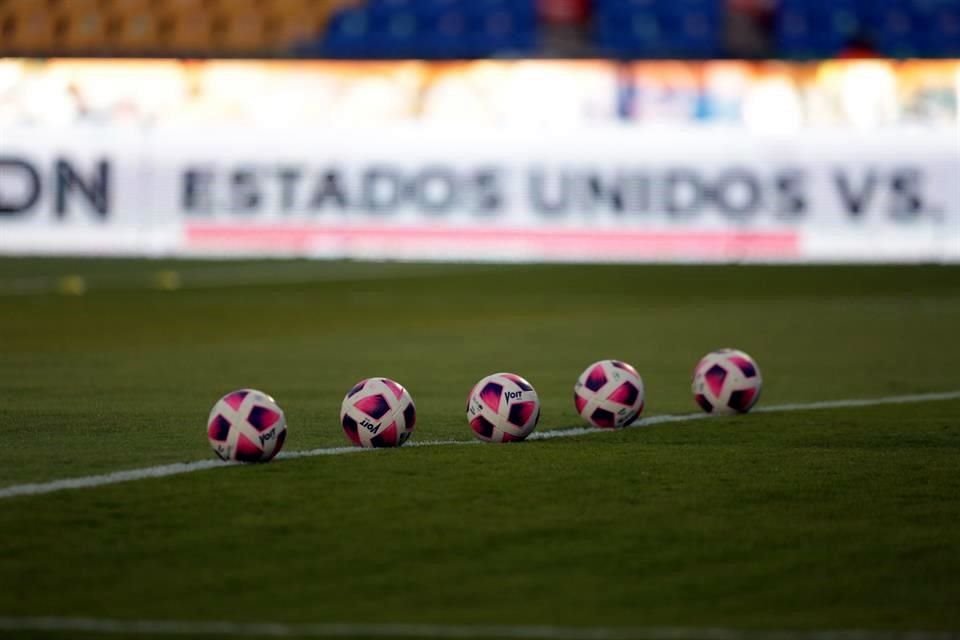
184,224 -> 799,260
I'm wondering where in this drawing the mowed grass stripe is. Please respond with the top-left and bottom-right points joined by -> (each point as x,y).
2,390 -> 958,501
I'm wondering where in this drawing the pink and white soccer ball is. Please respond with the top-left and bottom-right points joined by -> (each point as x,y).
207,389 -> 287,462
574,359 -> 645,429
340,377 -> 416,448
466,373 -> 540,443
692,349 -> 763,415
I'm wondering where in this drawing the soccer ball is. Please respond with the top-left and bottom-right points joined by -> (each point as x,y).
207,389 -> 287,462
573,359 -> 645,429
466,372 -> 540,442
340,377 -> 416,448
692,349 -> 763,415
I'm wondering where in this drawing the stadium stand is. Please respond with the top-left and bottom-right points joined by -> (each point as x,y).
0,0 -> 959,58
0,0 -> 358,56
775,0 -> 960,58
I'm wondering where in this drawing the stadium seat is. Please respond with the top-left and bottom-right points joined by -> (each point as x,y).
859,0 -> 960,58
115,0 -> 155,12
53,0 -> 101,14
775,0 -> 960,59
422,3 -> 470,58
1,0 -> 59,54
155,0 -> 203,14
929,0 -> 960,56
318,0 -> 537,59
111,12 -> 166,54
470,0 -> 538,57
265,0 -> 354,53
206,0 -> 265,19
596,0 -> 723,59
775,0 -> 860,58
319,8 -> 374,57
165,11 -> 218,54
213,8 -> 268,54
360,1 -> 421,58
264,13 -> 318,51
266,0 -> 314,13
59,6 -> 111,53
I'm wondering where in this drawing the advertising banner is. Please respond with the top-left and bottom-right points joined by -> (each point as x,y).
1,125 -> 958,262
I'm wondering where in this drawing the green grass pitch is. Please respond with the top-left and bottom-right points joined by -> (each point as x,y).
1,259 -> 959,639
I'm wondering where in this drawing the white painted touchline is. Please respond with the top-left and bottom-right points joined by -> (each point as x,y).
1,390 -> 958,501
750,390 -> 960,412
0,617 -> 956,640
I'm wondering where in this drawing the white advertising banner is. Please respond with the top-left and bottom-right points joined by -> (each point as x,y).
1,125 -> 958,262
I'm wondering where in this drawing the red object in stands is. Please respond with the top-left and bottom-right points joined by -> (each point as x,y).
538,0 -> 590,25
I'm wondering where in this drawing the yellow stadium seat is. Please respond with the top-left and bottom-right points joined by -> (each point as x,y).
112,11 -> 163,53
265,11 -> 327,50
261,0 -> 308,13
1,1 -> 59,54
166,12 -> 217,54
5,0 -> 58,13
329,0 -> 365,14
265,0 -> 351,22
157,0 -> 210,13
49,0 -> 105,50
55,0 -> 103,13
0,0 -> 366,55
213,8 -> 267,54
103,0 -> 155,17
262,0 -> 357,50
60,8 -> 111,52
211,0 -> 264,55
1,0 -> 70,15
207,0 -> 261,12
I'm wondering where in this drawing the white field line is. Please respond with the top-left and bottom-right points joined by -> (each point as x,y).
0,617 -> 956,640
1,390 -> 958,502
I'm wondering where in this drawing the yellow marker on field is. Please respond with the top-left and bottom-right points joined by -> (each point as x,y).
153,270 -> 182,291
57,275 -> 87,296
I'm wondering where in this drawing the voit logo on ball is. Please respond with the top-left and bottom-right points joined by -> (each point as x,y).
340,377 -> 417,448
207,389 -> 287,463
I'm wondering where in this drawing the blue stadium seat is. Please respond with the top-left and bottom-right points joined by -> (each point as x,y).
595,0 -> 724,59
860,0 -> 928,57
318,9 -> 376,57
929,0 -> 960,56
317,0 -> 537,59
316,0 -> 960,61
775,0 -> 860,58
467,0 -> 537,58
775,0 -> 960,59
860,0 -> 960,57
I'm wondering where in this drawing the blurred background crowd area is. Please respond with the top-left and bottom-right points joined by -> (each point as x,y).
1,0 -> 959,60
0,0 -> 958,130
1,58 -> 957,130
